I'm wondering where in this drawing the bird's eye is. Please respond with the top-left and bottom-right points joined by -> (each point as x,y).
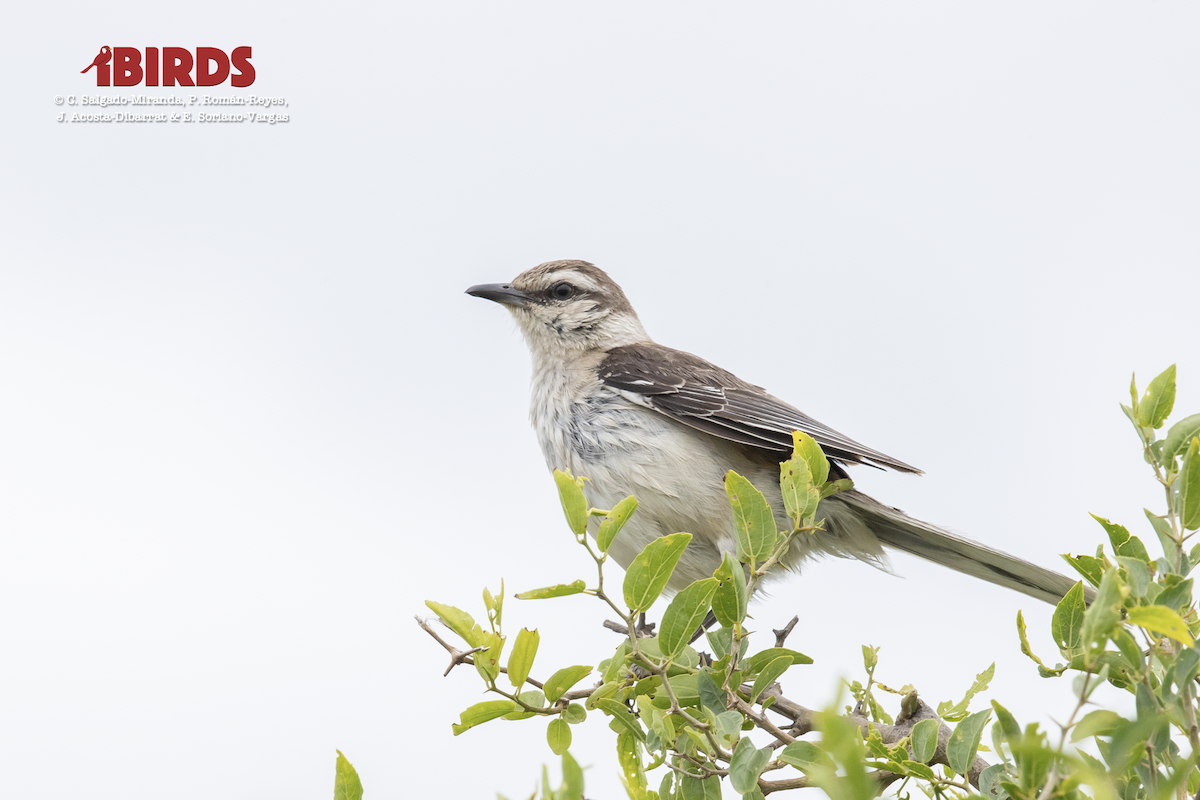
552,282 -> 575,300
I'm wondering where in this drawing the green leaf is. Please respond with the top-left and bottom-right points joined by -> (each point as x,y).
1180,437 -> 1200,531
1017,610 -> 1065,677
1164,414 -> 1200,461
779,740 -> 835,773
820,478 -> 854,499
1106,712 -> 1169,774
515,580 -> 587,600
472,630 -> 505,683
333,750 -> 364,800
780,432 -> 823,523
725,471 -> 778,562
1080,567 -> 1127,649
697,670 -> 725,717
506,628 -> 539,688
814,711 -> 872,800
597,495 -> 638,552
679,772 -> 721,800
623,532 -> 693,611
563,703 -> 586,724
861,645 -> 878,671
667,673 -> 701,705
750,655 -> 793,704
705,625 -> 745,661
1116,557 -> 1151,598
991,700 -> 1020,737
544,665 -> 593,704
1176,648 -> 1200,689
482,581 -> 503,629
503,690 -> 545,720
714,710 -> 743,742
792,431 -> 831,487
424,601 -> 478,645
452,700 -> 519,735
903,761 -> 938,781
978,763 -> 1009,800
1091,515 -> 1150,562
1136,364 -> 1176,429
937,663 -> 995,722
547,718 -> 572,755
604,642 -> 633,686
711,552 -> 749,627
1157,576 -> 1192,609
1113,629 -> 1146,672
660,578 -> 719,659
742,648 -> 813,674
553,469 -> 589,535
561,751 -> 585,800
910,718 -> 940,763
1051,582 -> 1087,660
1127,605 -> 1195,646
594,698 -> 646,741
616,729 -> 646,792
1062,554 -> 1104,587
947,709 -> 991,775
1070,709 -> 1123,741
729,736 -> 772,794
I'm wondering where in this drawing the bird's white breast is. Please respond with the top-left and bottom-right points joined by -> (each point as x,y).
529,355 -> 780,589
525,350 -> 892,595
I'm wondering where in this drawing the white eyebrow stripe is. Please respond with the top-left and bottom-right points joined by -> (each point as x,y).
547,271 -> 602,292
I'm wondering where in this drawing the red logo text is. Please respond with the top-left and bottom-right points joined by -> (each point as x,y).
83,47 -> 255,88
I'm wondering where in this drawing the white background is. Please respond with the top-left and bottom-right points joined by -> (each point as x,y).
2,3 -> 1198,798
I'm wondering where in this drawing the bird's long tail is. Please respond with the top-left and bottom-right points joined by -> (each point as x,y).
833,489 -> 1091,605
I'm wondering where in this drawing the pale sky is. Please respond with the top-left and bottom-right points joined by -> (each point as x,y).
2,3 -> 1198,799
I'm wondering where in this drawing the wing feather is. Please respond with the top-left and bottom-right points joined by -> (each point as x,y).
600,343 -> 922,474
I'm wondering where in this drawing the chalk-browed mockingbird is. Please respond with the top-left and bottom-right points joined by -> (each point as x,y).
468,260 -> 1079,605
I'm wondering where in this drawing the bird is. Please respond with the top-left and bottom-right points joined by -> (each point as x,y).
467,259 -> 1082,605
81,46 -> 112,74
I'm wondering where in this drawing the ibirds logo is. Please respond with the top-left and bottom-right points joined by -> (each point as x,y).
81,46 -> 255,87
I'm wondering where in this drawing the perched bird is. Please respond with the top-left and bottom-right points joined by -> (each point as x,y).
81,46 -> 112,74
467,260 -> 1080,604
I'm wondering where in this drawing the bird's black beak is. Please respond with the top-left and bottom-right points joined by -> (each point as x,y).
466,283 -> 532,308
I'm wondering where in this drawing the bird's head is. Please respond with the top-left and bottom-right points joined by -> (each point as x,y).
467,260 -> 649,358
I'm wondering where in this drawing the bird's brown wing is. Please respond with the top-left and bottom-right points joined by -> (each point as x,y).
598,343 -> 922,474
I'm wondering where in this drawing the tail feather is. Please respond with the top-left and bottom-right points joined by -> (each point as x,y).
834,490 -> 1092,606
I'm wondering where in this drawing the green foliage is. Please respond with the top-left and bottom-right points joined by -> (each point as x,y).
711,552 -> 748,628
416,369 -> 1200,800
452,700 -> 519,735
947,709 -> 991,775
508,628 -> 540,688
553,469 -> 589,535
623,532 -> 693,611
659,579 -> 719,659
1136,364 -> 1176,429
543,665 -> 592,705
729,737 -> 772,794
910,718 -> 940,762
780,431 -> 824,522
725,470 -> 778,564
937,662 -> 995,722
1181,437 -> 1200,531
333,751 -> 363,800
547,718 -> 572,755
1164,414 -> 1200,461
514,581 -> 587,600
598,495 -> 639,553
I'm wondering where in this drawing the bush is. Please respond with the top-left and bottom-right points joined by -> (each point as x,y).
414,365 -> 1200,800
